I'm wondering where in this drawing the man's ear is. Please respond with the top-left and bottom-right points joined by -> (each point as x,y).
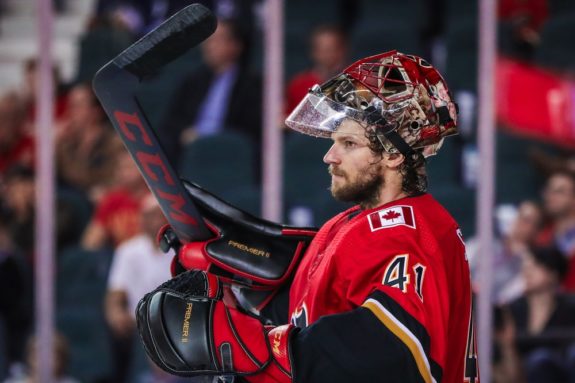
384,153 -> 405,169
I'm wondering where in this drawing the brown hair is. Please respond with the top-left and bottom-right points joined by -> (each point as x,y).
365,129 -> 428,195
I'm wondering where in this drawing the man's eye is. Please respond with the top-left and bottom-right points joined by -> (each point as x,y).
344,140 -> 356,148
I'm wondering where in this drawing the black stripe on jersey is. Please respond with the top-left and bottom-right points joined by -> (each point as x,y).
347,209 -> 362,220
367,289 -> 443,382
292,306 -> 432,383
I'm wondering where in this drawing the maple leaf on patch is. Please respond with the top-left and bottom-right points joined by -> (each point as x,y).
382,210 -> 401,221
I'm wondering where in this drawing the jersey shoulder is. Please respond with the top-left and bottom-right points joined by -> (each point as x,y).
336,194 -> 466,278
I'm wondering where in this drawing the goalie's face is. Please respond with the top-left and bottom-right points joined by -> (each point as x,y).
323,119 -> 384,207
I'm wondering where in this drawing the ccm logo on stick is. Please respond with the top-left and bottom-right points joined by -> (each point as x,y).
114,110 -> 199,229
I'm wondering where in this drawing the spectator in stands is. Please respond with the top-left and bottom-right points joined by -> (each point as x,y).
81,151 -> 148,250
0,166 -> 35,259
468,200 -> 544,304
285,24 -> 349,116
55,82 -> 123,197
105,194 -> 173,383
96,0 -> 198,37
0,93 -> 34,177
529,147 -> 575,177
492,305 -> 524,383
74,10 -> 134,84
55,192 -> 92,253
19,58 -> 69,132
496,246 -> 575,383
536,171 -> 575,290
4,332 -> 79,383
498,0 -> 549,60
0,214 -> 31,380
160,18 -> 262,165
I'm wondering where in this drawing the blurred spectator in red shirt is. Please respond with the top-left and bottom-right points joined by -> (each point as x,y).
19,58 -> 69,132
55,83 -> 123,197
536,171 -> 575,290
81,151 -> 148,250
498,0 -> 549,59
105,193 -> 173,383
0,93 -> 34,177
499,0 -> 548,33
285,24 -> 349,116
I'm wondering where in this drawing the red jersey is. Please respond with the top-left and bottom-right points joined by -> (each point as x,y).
0,135 -> 35,175
289,194 -> 478,383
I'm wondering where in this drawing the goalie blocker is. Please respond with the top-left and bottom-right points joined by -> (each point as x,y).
137,270 -> 295,382
158,181 -> 317,312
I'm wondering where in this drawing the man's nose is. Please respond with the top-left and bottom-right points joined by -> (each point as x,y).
323,143 -> 340,165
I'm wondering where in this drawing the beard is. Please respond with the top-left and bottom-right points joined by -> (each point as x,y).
329,163 -> 383,208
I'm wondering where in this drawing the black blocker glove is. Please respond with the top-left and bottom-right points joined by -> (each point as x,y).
136,270 -> 297,383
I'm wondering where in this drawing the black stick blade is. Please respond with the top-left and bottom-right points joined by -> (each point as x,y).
114,3 -> 216,77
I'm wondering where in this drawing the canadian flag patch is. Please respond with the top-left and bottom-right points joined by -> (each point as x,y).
367,205 -> 416,231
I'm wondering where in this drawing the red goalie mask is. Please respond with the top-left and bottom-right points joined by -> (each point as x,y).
285,50 -> 458,157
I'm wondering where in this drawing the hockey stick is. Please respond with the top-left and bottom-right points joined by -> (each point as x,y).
92,3 -> 216,242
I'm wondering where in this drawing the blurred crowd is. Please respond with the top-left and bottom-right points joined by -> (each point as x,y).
0,0 -> 574,382
467,171 -> 575,383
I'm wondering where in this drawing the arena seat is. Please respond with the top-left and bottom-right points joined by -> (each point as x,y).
426,136 -> 462,186
350,21 -> 423,60
350,0 -> 425,58
56,307 -> 113,382
220,184 -> 262,217
534,13 -> 575,72
75,26 -> 133,84
445,18 -> 478,92
127,336 -> 152,383
56,246 -> 113,382
495,130 -> 550,204
56,187 -> 93,247
429,184 -> 476,237
179,132 -> 258,205
314,192 -> 353,226
548,0 -> 575,16
0,316 -> 6,380
283,133 -> 332,224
